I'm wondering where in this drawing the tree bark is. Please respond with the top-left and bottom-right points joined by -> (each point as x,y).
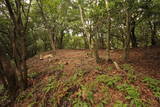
59,30 -> 64,49
106,12 -> 111,62
4,0 -> 32,89
123,10 -> 131,62
130,20 -> 137,48
149,22 -> 157,46
93,33 -> 100,63
79,4 -> 91,49
0,52 -> 18,97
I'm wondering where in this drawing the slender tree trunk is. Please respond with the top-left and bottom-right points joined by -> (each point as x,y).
149,22 -> 157,46
93,33 -> 100,63
106,12 -> 111,62
130,21 -> 137,48
123,10 -> 131,61
48,29 -> 56,53
79,4 -> 91,50
59,30 -> 64,49
83,33 -> 89,49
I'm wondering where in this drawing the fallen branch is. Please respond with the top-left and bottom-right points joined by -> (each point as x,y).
113,61 -> 122,71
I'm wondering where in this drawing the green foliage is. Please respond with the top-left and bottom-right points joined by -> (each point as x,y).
73,98 -> 90,107
121,64 -> 136,83
96,66 -> 102,71
0,95 -> 9,103
81,85 -> 94,103
16,91 -> 33,102
142,77 -> 160,98
117,84 -> 140,99
96,75 -> 122,87
71,69 -> 87,82
113,101 -> 128,107
107,66 -> 113,71
28,101 -> 37,107
0,84 -> 4,93
28,72 -> 41,78
117,84 -> 144,107
121,64 -> 134,72
52,64 -> 64,71
96,103 -> 104,107
42,76 -> 58,93
63,35 -> 85,49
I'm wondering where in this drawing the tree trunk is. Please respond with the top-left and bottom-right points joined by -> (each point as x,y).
49,29 -> 56,53
59,30 -> 64,49
93,33 -> 100,63
130,20 -> 137,48
106,12 -> 111,62
4,0 -> 30,89
79,4 -> 91,50
123,10 -> 131,62
150,22 -> 157,46
83,33 -> 89,49
0,53 -> 18,98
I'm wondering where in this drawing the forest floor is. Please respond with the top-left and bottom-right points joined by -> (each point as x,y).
0,47 -> 160,107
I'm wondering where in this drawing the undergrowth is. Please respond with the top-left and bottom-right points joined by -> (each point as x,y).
96,74 -> 122,87
142,77 -> 160,99
116,83 -> 145,107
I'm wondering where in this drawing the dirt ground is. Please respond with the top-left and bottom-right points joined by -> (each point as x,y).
27,47 -> 160,79
13,47 -> 160,107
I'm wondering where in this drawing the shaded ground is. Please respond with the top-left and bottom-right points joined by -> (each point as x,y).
0,47 -> 160,107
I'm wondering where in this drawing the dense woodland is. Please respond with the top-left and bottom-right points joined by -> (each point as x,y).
0,0 -> 160,107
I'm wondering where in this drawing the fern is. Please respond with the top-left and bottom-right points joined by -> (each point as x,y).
73,98 -> 91,107
117,84 -> 144,107
96,75 -> 122,87
143,77 -> 160,98
114,101 -> 128,107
